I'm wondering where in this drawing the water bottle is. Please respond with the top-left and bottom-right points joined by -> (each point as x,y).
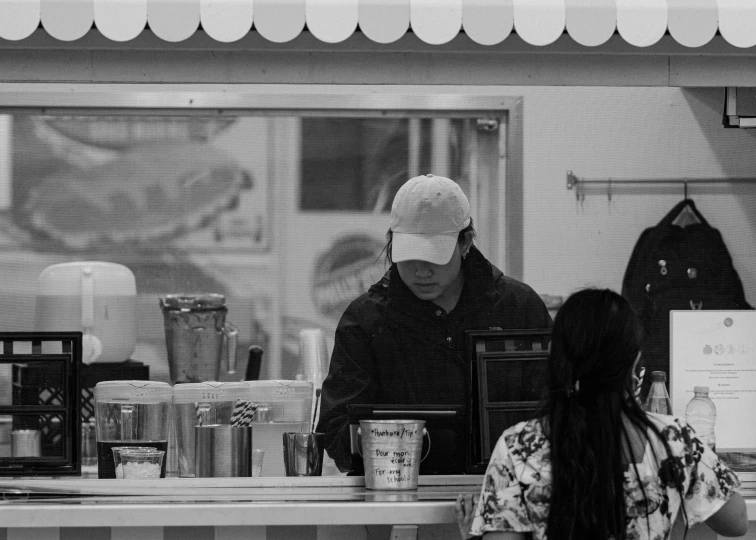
685,386 -> 717,451
643,371 -> 672,415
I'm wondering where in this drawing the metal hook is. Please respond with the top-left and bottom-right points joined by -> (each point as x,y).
683,179 -> 688,199
607,178 -> 612,202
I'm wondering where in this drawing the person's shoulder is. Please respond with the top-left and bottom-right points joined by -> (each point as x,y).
486,262 -> 542,299
497,418 -> 548,456
337,271 -> 390,321
489,266 -> 549,316
645,411 -> 687,433
644,412 -> 700,453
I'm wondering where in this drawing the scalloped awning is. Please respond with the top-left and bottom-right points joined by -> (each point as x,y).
2,0 -> 755,49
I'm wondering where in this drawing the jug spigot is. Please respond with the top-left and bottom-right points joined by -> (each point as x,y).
226,323 -> 239,375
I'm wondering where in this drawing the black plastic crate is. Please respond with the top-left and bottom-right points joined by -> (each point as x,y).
1,332 -> 82,476
14,360 -> 149,422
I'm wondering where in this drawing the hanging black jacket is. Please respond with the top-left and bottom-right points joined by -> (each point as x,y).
622,199 -> 752,396
316,245 -> 552,472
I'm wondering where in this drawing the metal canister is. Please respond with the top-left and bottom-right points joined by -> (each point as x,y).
358,419 -> 428,490
194,425 -> 252,477
282,432 -> 324,476
11,429 -> 41,458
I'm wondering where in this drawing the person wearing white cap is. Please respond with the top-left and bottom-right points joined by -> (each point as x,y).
316,174 -> 552,474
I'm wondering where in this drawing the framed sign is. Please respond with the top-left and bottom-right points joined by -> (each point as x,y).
670,310 -> 756,453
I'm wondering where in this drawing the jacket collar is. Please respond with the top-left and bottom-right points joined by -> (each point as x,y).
382,245 -> 496,315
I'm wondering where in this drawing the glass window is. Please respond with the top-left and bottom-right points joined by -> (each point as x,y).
300,118 -> 472,212
0,107 -> 507,386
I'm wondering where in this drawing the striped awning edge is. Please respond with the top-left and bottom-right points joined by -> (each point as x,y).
2,0 -> 755,49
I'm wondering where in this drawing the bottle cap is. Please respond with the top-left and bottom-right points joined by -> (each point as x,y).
693,386 -> 709,394
650,371 -> 666,382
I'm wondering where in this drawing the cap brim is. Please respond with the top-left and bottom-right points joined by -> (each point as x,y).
392,233 -> 458,265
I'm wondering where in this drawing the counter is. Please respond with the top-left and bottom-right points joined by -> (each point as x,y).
0,476 -> 754,540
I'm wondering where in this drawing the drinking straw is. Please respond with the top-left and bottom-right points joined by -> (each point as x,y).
230,399 -> 258,427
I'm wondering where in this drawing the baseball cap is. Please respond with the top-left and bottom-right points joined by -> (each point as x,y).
390,174 -> 471,265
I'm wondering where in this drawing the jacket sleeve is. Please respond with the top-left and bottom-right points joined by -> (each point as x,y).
622,227 -> 652,314
316,300 -> 379,472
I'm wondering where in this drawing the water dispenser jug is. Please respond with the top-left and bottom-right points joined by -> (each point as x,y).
172,381 -> 253,477
246,380 -> 313,476
94,380 -> 172,479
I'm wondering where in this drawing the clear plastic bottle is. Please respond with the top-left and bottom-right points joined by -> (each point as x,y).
685,386 -> 717,451
643,371 -> 672,415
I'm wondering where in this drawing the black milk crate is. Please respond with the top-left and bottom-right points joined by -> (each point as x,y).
2,332 -> 82,476
13,360 -> 149,431
79,361 -> 149,421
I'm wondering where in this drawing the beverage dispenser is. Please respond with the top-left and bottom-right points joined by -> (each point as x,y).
172,381 -> 252,477
36,261 -> 137,365
94,381 -> 172,478
246,380 -> 313,476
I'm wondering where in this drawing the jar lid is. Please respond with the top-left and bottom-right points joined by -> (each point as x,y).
172,381 -> 250,403
94,380 -> 172,402
38,261 -> 136,296
160,293 -> 226,310
245,380 -> 314,399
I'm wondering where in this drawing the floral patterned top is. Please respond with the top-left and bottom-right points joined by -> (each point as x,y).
470,413 -> 741,540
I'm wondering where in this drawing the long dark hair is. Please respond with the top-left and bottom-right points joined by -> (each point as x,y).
543,288 -> 684,540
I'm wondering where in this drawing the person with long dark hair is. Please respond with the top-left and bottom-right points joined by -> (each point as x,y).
455,288 -> 747,539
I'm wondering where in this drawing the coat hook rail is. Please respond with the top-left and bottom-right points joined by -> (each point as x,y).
566,171 -> 756,200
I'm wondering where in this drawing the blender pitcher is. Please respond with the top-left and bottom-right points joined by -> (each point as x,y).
159,293 -> 239,384
94,381 -> 172,479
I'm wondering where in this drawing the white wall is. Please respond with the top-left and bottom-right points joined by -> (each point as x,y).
514,86 -> 756,306
266,85 -> 756,372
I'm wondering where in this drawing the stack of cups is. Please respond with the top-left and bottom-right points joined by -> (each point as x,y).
298,329 -> 329,389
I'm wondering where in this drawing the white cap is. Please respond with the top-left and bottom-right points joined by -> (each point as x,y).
390,174 -> 471,265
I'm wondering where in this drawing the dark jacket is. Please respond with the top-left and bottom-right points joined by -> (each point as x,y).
315,245 -> 552,471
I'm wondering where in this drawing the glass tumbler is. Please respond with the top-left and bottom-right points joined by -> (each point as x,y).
120,449 -> 165,479
251,448 -> 265,477
112,446 -> 158,479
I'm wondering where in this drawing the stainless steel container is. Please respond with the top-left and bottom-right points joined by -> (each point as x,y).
11,429 -> 41,458
358,419 -> 429,490
195,425 -> 251,477
172,382 -> 251,478
282,432 -> 325,476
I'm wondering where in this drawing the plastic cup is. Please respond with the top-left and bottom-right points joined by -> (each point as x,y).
120,450 -> 165,479
112,446 -> 158,479
251,448 -> 265,477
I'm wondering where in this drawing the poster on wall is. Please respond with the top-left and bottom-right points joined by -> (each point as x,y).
670,310 -> 756,452
0,114 -> 272,385
8,115 -> 268,253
